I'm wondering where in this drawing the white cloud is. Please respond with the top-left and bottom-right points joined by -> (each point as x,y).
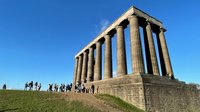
99,19 -> 110,33
94,19 -> 110,34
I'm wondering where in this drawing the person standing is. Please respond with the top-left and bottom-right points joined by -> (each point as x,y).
96,86 -> 99,94
49,84 -> 53,91
35,82 -> 38,91
56,84 -> 58,92
81,84 -> 85,93
24,82 -> 28,91
38,83 -> 42,91
59,84 -> 63,92
62,84 -> 65,92
2,84 -> 6,90
91,84 -> 94,94
69,83 -> 72,91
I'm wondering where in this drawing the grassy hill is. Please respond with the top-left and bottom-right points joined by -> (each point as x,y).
0,90 -> 144,112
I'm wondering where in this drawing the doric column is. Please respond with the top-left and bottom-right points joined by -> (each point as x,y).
87,47 -> 94,82
104,34 -> 113,79
157,28 -> 174,79
143,21 -> 160,75
94,41 -> 102,81
128,15 -> 145,73
81,51 -> 88,83
76,55 -> 83,83
72,57 -> 79,91
116,24 -> 127,76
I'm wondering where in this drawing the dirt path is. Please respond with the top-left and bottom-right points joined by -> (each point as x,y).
61,93 -> 123,112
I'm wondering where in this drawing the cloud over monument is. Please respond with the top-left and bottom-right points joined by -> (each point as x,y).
94,19 -> 110,34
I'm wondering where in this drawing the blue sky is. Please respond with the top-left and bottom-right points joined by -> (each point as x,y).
0,0 -> 200,90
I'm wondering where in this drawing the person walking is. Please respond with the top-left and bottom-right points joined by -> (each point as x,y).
24,82 -> 28,91
29,81 -> 33,90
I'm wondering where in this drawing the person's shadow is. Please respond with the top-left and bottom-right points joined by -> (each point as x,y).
0,108 -> 19,112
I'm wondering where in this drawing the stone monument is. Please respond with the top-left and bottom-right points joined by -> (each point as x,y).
72,6 -> 200,112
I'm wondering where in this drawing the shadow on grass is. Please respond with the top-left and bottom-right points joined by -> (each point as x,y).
0,108 -> 19,112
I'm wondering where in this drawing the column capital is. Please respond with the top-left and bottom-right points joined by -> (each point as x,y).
104,34 -> 112,40
96,40 -> 103,45
105,32 -> 114,38
159,27 -> 167,32
115,23 -> 126,30
83,51 -> 88,55
89,46 -> 94,50
146,19 -> 152,25
128,14 -> 137,21
78,54 -> 82,58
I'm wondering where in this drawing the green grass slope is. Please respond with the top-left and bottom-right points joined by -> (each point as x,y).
0,90 -> 99,112
95,94 -> 144,112
0,90 -> 144,112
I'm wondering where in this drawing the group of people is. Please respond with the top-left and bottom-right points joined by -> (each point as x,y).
1,82 -> 88,93
24,81 -> 42,91
48,83 -> 72,92
75,81 -> 96,94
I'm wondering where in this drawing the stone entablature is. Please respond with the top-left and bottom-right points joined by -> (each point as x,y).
75,6 -> 164,58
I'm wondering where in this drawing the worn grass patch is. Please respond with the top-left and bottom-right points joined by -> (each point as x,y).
95,94 -> 144,112
0,90 -> 100,112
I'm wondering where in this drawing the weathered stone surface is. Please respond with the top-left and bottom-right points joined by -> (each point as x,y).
87,47 -> 94,82
143,21 -> 160,75
84,74 -> 145,110
81,51 -> 88,83
84,74 -> 200,112
72,57 -> 78,91
76,55 -> 83,82
142,75 -> 200,112
157,28 -> 174,78
128,15 -> 145,73
94,41 -> 102,81
116,25 -> 127,76
104,35 -> 112,79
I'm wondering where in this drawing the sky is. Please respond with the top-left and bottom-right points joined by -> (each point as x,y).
0,0 -> 200,90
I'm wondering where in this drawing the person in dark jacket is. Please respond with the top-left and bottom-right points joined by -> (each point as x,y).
3,84 -> 6,90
